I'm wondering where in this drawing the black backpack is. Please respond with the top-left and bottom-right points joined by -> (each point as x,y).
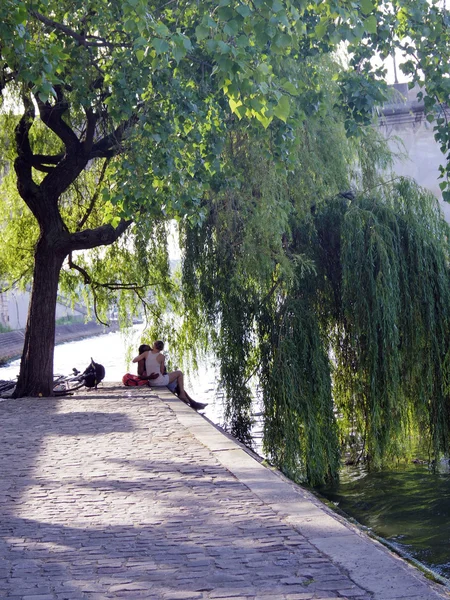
83,358 -> 105,389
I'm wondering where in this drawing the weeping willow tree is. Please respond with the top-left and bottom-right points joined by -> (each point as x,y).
177,66 -> 450,484
333,182 -> 450,466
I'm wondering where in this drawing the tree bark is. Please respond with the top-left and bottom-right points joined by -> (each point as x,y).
13,237 -> 66,398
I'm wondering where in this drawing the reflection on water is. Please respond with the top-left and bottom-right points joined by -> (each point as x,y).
317,462 -> 450,580
1,329 -> 448,581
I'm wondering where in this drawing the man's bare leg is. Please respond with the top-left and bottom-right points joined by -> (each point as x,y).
167,371 -> 207,410
168,370 -> 187,399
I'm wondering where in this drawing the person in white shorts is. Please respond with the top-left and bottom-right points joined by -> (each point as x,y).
133,340 -> 207,411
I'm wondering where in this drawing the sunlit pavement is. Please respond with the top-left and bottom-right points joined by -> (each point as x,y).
0,384 -> 447,600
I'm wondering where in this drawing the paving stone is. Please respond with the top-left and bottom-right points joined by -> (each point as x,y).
162,592 -> 204,599
0,386 -> 447,600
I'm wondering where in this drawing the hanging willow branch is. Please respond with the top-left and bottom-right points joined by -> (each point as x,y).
180,171 -> 450,485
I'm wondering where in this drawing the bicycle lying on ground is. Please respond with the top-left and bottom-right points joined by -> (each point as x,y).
54,358 -> 105,394
0,379 -> 16,397
53,368 -> 89,394
0,358 -> 105,398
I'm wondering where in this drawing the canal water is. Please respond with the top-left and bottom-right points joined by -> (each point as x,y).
0,327 -> 448,584
316,462 -> 450,582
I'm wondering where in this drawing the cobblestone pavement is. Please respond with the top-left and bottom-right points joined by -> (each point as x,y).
0,386 -> 447,600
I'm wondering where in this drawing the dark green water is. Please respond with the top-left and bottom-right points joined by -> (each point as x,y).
316,461 -> 450,580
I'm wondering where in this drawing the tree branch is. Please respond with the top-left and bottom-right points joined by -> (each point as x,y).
84,108 -> 98,153
14,95 -> 40,203
30,153 -> 65,173
14,95 -> 65,175
68,256 -> 149,291
68,253 -> 151,328
77,158 -> 110,231
61,219 -> 133,253
35,86 -> 80,153
92,293 -> 109,327
0,268 -> 34,293
29,10 -> 132,48
89,114 -> 140,159
32,153 -> 65,165
68,254 -> 91,284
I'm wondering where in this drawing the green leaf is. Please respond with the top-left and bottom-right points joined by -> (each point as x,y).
254,111 -> 272,128
236,35 -> 249,47
229,96 -> 243,114
195,24 -> 210,41
274,33 -> 292,49
181,34 -> 193,51
272,0 -> 283,12
135,49 -> 145,63
124,19 -> 135,33
236,4 -> 252,17
173,44 -> 185,64
273,95 -> 290,122
281,81 -> 298,96
217,41 -> 231,54
218,6 -> 234,20
360,0 -> 374,15
154,23 -> 170,37
315,21 -> 328,38
235,104 -> 247,119
153,38 -> 170,54
364,15 -> 377,34
224,20 -> 240,36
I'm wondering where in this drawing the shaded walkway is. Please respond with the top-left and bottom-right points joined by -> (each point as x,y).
0,385 -> 447,600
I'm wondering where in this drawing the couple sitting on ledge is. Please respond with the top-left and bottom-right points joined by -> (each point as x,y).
132,340 -> 207,412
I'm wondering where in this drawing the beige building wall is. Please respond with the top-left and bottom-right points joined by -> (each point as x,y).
378,83 -> 450,223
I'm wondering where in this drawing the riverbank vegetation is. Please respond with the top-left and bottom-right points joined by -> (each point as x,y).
171,60 -> 450,484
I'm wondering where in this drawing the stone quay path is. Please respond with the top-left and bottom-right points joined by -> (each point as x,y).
0,385 -> 448,600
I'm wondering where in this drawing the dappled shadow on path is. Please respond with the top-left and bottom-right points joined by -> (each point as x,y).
0,391 -> 356,599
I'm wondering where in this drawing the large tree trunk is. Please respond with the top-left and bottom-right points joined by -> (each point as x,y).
13,237 -> 66,398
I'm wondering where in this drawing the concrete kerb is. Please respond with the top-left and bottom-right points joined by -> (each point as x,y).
155,387 -> 450,600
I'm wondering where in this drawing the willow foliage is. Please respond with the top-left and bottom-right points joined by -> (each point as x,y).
334,181 -> 450,466
179,112 -> 450,485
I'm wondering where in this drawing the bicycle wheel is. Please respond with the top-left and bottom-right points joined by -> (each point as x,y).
0,380 -> 16,397
66,377 -> 87,391
53,376 -> 86,395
